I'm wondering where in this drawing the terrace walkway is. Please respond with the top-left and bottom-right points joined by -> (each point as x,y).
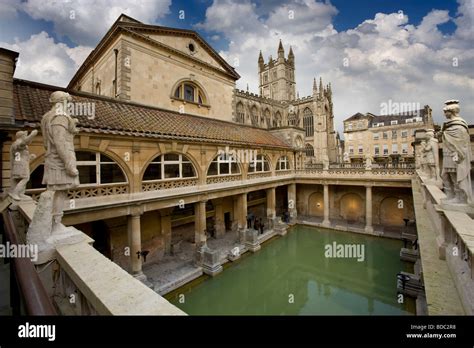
411,179 -> 464,315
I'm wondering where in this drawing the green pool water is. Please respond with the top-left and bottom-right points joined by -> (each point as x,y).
167,225 -> 415,315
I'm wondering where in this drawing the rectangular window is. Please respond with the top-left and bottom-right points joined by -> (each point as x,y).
383,132 -> 388,139
391,120 -> 398,125
184,84 -> 194,102
401,130 -> 408,138
392,130 -> 397,139
392,144 -> 398,154
373,133 -> 379,140
348,133 -> 353,140
349,146 -> 354,154
347,123 -> 353,131
374,145 -> 380,155
405,118 -> 413,124
383,144 -> 388,155
402,143 -> 408,154
358,145 -> 363,154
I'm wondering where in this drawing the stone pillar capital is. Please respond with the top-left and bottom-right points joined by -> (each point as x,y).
129,205 -> 143,217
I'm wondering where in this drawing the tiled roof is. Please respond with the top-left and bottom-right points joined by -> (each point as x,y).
12,79 -> 292,149
344,113 -> 369,122
368,110 -> 428,128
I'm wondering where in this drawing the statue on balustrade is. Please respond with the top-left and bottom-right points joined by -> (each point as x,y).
41,91 -> 81,236
441,100 -> 472,205
9,130 -> 38,200
420,129 -> 440,185
364,150 -> 373,170
28,91 -> 84,264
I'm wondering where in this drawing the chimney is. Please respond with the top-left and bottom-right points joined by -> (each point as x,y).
0,48 -> 19,125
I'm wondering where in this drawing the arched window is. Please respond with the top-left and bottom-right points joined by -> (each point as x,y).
27,151 -> 127,189
251,106 -> 258,126
288,111 -> 298,126
236,102 -> 245,123
303,108 -> 314,136
173,81 -> 207,105
274,111 -> 282,127
264,109 -> 271,128
95,82 -> 101,95
305,144 -> 314,157
143,154 -> 196,181
248,154 -> 270,172
276,156 -> 290,171
207,153 -> 240,176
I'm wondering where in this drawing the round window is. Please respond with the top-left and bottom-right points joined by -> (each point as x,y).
188,43 -> 195,52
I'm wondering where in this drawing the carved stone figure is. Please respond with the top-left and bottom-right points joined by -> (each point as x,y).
9,130 -> 38,200
441,100 -> 472,205
41,91 -> 80,236
364,150 -> 372,170
322,154 -> 330,170
27,91 -> 84,264
420,129 -> 440,183
343,152 -> 350,163
419,139 -> 428,174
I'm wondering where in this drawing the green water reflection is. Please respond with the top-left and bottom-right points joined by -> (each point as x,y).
167,225 -> 415,315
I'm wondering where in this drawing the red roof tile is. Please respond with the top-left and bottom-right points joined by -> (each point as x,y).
13,79 -> 292,149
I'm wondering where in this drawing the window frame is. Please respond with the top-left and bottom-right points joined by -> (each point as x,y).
143,154 -> 197,181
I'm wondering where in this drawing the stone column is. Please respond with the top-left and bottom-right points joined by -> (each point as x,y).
127,208 -> 146,281
194,200 -> 207,246
365,186 -> 374,234
288,183 -> 297,223
237,193 -> 248,243
322,184 -> 330,227
213,198 -> 226,238
160,208 -> 173,255
266,187 -> 276,228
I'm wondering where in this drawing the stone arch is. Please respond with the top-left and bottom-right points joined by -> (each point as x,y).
140,150 -> 201,183
170,78 -> 209,105
204,150 -> 244,177
340,193 -> 364,223
236,102 -> 245,124
250,105 -> 259,126
379,196 -> 407,227
305,143 -> 314,157
308,192 -> 324,217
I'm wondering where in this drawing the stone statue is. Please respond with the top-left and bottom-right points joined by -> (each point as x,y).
343,152 -> 350,163
27,91 -> 84,264
441,100 -> 472,205
420,129 -> 440,183
41,91 -> 80,236
322,154 -> 330,170
419,139 -> 428,174
364,150 -> 372,170
9,130 -> 38,200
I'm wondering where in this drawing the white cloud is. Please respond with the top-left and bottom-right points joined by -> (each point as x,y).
0,0 -> 20,19
1,31 -> 92,87
198,0 -> 474,131
21,0 -> 172,45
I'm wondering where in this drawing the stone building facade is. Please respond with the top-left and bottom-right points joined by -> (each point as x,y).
343,107 -> 434,164
233,42 -> 341,164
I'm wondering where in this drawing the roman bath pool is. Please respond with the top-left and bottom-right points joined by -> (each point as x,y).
166,225 -> 415,315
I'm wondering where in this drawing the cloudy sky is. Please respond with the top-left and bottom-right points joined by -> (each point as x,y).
0,0 -> 473,132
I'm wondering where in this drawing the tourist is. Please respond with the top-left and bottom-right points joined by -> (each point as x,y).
259,220 -> 264,235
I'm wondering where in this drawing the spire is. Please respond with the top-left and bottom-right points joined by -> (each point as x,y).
313,78 -> 317,93
246,83 -> 249,92
319,77 -> 323,97
258,50 -> 264,71
278,39 -> 284,58
288,45 -> 294,58
288,45 -> 294,67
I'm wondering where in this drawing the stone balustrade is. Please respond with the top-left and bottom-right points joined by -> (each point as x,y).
53,240 -> 186,315
142,178 -> 198,192
414,172 -> 474,315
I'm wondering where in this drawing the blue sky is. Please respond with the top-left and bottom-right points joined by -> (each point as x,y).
0,0 -> 472,129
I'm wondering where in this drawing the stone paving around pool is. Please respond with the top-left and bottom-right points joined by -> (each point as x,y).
143,227 -> 280,295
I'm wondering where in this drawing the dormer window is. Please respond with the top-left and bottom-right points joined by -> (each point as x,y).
173,81 -> 207,105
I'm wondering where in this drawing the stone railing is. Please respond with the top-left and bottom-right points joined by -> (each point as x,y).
53,240 -> 186,315
142,178 -> 198,192
26,183 -> 130,201
275,170 -> 293,176
247,171 -> 272,180
415,173 -> 474,314
206,174 -> 242,185
296,167 -> 415,177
